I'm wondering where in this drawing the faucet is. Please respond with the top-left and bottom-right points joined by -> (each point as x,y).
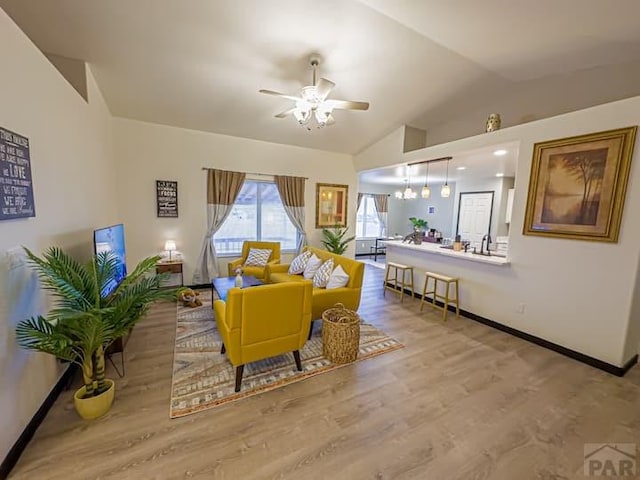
481,234 -> 492,255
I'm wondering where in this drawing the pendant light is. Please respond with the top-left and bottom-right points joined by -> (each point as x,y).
441,158 -> 451,198
421,162 -> 431,199
404,165 -> 414,198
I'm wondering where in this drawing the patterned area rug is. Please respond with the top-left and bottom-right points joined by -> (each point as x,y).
170,289 -> 403,418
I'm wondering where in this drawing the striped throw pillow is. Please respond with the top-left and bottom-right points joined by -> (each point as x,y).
313,259 -> 334,288
244,248 -> 272,267
288,250 -> 312,274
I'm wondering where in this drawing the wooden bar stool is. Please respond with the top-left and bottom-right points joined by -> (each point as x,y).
420,272 -> 460,321
383,262 -> 414,302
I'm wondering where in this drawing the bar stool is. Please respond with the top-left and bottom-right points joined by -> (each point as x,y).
383,262 -> 414,302
420,272 -> 460,321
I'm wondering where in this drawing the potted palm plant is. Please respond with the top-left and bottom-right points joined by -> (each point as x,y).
321,226 -> 355,255
16,247 -> 174,419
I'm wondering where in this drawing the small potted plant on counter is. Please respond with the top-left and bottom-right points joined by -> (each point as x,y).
409,217 -> 428,233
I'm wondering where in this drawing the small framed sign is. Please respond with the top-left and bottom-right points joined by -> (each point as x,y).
156,180 -> 178,217
0,127 -> 35,221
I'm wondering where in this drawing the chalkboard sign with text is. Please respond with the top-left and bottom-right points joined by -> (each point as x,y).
156,180 -> 178,217
0,127 -> 35,220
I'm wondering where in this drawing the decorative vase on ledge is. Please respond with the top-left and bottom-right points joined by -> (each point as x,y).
486,113 -> 502,132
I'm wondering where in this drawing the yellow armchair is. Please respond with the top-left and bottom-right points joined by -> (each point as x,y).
213,280 -> 313,392
227,241 -> 281,280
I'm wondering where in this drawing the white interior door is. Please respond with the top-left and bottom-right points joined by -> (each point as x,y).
457,192 -> 494,249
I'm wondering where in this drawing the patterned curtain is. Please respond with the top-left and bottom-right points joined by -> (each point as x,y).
193,169 -> 246,283
373,194 -> 389,237
357,192 -> 364,211
274,175 -> 307,254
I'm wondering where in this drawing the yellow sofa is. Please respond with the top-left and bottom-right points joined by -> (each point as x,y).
265,246 -> 365,322
214,281 -> 313,392
227,241 -> 281,281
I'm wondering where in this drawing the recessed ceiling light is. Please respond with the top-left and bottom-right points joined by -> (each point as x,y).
456,166 -> 466,171
496,173 -> 504,177
494,149 -> 507,156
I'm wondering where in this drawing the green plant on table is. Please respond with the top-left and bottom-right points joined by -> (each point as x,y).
321,226 -> 356,255
409,217 -> 428,231
16,247 -> 175,399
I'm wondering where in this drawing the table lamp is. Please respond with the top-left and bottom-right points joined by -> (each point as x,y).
164,240 -> 177,262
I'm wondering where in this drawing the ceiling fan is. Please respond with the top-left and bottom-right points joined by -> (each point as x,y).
259,56 -> 370,130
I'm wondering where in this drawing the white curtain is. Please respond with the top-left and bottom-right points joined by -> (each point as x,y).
193,169 -> 246,283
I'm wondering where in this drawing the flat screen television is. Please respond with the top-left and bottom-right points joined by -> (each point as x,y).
93,223 -> 127,296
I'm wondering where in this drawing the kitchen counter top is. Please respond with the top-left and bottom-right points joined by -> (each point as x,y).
381,240 -> 510,266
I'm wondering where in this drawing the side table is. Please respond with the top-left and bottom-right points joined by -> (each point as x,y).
156,261 -> 184,287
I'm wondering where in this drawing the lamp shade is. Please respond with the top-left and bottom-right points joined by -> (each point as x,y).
164,240 -> 177,251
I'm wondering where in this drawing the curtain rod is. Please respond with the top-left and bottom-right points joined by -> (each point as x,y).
360,192 -> 391,196
201,167 -> 308,180
407,156 -> 452,167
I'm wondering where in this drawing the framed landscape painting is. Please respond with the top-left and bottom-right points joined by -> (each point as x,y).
316,183 -> 348,228
523,126 -> 636,242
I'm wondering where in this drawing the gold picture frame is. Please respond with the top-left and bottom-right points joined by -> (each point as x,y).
523,126 -> 637,242
315,183 -> 348,228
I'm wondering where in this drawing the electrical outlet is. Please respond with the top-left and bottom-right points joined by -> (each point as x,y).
516,303 -> 526,314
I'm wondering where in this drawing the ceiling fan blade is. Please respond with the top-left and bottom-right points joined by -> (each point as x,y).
326,99 -> 370,111
316,78 -> 335,100
259,89 -> 302,102
274,108 -> 297,119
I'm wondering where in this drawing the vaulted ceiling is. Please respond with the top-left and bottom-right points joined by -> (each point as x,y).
2,0 -> 640,154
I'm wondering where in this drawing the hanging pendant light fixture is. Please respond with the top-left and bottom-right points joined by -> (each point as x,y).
404,165 -> 414,199
421,162 -> 431,199
441,158 -> 451,198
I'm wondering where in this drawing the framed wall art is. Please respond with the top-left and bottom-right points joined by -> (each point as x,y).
316,183 -> 348,228
156,180 -> 178,218
523,126 -> 637,242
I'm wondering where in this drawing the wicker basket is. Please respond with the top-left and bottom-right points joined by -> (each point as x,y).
321,303 -> 361,364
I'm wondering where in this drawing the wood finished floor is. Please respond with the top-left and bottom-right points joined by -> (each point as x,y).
8,266 -> 640,480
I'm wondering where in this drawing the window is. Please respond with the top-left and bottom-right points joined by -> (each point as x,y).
214,181 -> 298,255
356,195 -> 381,238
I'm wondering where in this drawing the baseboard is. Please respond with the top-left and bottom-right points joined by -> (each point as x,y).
384,281 -> 638,377
188,283 -> 211,290
0,364 -> 77,480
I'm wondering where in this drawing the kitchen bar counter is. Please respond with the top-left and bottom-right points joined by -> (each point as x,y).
381,240 -> 510,266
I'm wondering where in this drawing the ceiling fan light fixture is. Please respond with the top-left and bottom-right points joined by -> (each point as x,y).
260,56 -> 369,130
293,108 -> 310,125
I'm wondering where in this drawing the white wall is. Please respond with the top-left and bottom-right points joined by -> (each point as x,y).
0,8 -> 118,462
356,95 -> 640,367
112,118 -> 357,283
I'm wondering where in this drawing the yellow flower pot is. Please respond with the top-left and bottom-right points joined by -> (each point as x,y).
73,379 -> 115,420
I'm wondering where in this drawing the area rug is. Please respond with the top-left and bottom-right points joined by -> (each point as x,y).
170,289 -> 403,418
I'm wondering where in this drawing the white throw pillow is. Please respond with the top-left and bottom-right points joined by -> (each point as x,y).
288,250 -> 312,274
244,248 -> 272,267
302,254 -> 322,279
326,264 -> 350,289
313,259 -> 334,288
